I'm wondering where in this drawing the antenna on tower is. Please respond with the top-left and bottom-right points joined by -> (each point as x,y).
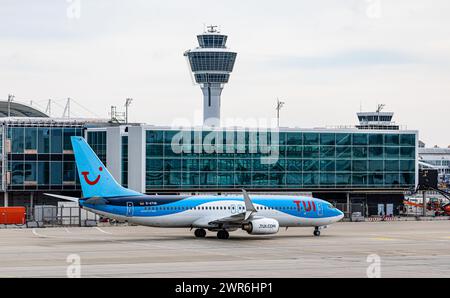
206,25 -> 219,33
376,104 -> 385,113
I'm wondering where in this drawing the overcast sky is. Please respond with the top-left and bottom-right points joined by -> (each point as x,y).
0,0 -> 449,147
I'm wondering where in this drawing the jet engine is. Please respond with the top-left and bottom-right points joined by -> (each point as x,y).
242,218 -> 279,235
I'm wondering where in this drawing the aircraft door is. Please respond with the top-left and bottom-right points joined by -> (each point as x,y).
126,202 -> 134,217
317,202 -> 323,216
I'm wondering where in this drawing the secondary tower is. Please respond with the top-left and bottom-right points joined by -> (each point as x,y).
184,25 -> 237,126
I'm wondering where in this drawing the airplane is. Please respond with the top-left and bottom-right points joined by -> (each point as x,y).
46,136 -> 344,239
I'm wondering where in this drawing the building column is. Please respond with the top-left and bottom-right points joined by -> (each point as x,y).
128,126 -> 146,193
422,191 -> 427,217
346,193 -> 350,218
201,84 -> 223,126
30,192 -> 34,220
106,126 -> 123,184
4,192 -> 8,207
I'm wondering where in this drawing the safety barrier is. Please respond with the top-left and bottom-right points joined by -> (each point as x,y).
366,216 -> 450,222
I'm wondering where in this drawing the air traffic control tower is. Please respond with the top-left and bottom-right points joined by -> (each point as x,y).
184,26 -> 237,126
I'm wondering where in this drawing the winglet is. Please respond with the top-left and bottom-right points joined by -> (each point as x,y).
242,189 -> 257,212
242,189 -> 257,220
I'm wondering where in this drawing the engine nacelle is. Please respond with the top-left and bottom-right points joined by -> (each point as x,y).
242,218 -> 280,235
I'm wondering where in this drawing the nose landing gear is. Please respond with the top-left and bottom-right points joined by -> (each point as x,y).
313,227 -> 321,237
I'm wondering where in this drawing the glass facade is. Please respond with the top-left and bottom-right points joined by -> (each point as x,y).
188,52 -> 237,72
0,128 -> 3,190
144,129 -> 417,192
87,131 -> 107,165
5,125 -> 83,191
121,135 -> 128,188
194,73 -> 230,84
197,35 -> 227,48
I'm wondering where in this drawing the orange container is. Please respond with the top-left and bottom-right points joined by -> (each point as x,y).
0,207 -> 26,225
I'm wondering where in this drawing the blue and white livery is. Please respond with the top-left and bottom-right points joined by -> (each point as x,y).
47,137 -> 344,239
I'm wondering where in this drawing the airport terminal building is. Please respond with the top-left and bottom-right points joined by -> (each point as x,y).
0,101 -> 419,217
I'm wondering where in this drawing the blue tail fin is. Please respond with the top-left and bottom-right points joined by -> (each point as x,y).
71,136 -> 142,198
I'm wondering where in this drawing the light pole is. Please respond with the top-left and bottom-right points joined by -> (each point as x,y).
125,98 -> 133,124
276,98 -> 285,127
7,94 -> 15,117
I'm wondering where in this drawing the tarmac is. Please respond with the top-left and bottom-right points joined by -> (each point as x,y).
0,221 -> 449,278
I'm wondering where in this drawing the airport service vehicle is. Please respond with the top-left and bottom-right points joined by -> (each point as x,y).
403,196 -> 450,216
443,203 -> 450,215
46,137 -> 344,239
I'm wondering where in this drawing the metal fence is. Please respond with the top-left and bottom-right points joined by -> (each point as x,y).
29,205 -> 99,227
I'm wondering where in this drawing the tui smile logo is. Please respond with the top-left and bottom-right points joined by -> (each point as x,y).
81,167 -> 103,186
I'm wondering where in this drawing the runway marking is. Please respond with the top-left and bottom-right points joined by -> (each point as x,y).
64,227 -> 72,233
32,229 -> 50,238
372,237 -> 395,241
94,227 -> 112,235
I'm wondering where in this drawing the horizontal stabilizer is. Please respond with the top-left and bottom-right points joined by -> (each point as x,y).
44,193 -> 79,202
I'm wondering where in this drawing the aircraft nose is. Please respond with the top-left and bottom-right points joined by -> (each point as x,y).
336,209 -> 344,221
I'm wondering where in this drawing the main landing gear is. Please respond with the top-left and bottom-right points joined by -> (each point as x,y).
313,227 -> 321,237
194,229 -> 230,239
217,230 -> 230,240
194,228 -> 206,238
